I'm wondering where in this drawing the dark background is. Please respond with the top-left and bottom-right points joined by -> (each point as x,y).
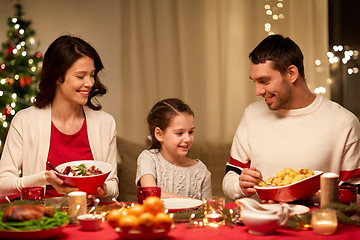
329,0 -> 360,118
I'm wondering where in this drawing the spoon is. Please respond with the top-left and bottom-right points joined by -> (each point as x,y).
256,177 -> 275,187
46,161 -> 62,175
92,198 -> 100,219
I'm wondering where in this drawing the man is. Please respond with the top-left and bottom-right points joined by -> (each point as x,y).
222,34 -> 360,200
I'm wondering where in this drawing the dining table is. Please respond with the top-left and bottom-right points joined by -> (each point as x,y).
0,196 -> 359,240
56,218 -> 359,240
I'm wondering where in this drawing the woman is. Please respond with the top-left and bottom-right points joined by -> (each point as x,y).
0,35 -> 119,201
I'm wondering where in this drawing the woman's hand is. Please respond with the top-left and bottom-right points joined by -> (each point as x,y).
238,166 -> 262,197
45,170 -> 78,194
87,183 -> 107,199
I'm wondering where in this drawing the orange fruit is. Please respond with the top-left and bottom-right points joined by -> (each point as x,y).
154,212 -> 173,230
138,212 -> 155,232
143,196 -> 164,215
107,209 -> 122,228
119,214 -> 139,232
127,204 -> 145,217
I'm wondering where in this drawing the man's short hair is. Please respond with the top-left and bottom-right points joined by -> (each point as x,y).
249,34 -> 305,79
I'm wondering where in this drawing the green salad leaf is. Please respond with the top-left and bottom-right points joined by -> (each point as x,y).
0,209 -> 69,231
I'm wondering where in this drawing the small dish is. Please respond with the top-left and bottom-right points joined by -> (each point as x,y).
77,214 -> 103,231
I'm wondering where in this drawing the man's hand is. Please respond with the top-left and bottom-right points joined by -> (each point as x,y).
239,166 -> 262,196
45,170 -> 78,194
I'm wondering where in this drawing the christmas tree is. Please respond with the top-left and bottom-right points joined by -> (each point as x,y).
0,3 -> 42,153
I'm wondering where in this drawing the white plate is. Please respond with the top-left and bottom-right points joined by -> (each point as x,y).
260,204 -> 310,215
162,198 -> 203,212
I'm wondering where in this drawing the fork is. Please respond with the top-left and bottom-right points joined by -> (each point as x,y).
256,177 -> 275,187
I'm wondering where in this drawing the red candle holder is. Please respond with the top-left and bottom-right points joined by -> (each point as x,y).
137,187 -> 161,204
338,185 -> 357,204
21,187 -> 45,200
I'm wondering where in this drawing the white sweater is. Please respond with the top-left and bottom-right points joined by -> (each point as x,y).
223,95 -> 360,200
0,105 -> 119,201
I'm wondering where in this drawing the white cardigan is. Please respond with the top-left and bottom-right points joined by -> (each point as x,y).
0,105 -> 119,201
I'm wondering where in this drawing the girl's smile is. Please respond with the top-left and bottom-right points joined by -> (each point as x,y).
156,113 -> 195,166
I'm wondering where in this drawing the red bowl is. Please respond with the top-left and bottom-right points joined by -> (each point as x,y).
254,171 -> 323,203
55,160 -> 113,194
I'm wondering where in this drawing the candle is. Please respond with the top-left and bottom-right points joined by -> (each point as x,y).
312,220 -> 338,235
311,209 -> 338,235
203,196 -> 225,227
204,211 -> 224,222
68,191 -> 87,224
320,173 -> 339,208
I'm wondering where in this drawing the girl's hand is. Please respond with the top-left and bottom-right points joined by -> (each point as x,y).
238,166 -> 262,196
45,170 -> 78,194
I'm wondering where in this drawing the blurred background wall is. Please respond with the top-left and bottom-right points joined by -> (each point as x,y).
0,0 -> 330,144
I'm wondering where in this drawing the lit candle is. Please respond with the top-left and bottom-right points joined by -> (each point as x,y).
68,191 -> 87,224
311,209 -> 338,235
203,211 -> 225,227
312,220 -> 338,235
203,196 -> 225,227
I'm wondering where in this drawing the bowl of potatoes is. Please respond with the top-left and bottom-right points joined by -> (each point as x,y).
254,168 -> 323,203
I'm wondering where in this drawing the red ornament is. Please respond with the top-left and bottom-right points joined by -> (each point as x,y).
19,76 -> 32,87
25,76 -> 32,85
2,107 -> 11,117
19,77 -> 25,87
6,41 -> 15,59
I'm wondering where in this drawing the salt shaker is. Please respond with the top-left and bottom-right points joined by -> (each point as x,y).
320,173 -> 339,208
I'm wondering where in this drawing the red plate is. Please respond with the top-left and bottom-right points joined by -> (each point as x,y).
0,224 -> 66,240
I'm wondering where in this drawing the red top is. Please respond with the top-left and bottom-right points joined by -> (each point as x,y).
46,118 -> 94,197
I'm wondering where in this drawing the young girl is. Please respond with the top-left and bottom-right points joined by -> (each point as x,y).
135,98 -> 212,200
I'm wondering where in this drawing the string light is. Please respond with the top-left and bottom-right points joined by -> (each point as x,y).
263,0 -> 285,35
327,45 -> 359,75
314,87 -> 326,94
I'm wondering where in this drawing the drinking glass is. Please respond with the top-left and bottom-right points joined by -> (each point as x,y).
137,187 -> 161,204
21,186 -> 44,200
339,185 -> 357,204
